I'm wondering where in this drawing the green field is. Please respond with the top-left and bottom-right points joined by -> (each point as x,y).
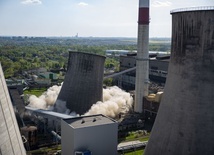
119,131 -> 149,155
24,88 -> 47,97
119,131 -> 150,143
124,149 -> 144,155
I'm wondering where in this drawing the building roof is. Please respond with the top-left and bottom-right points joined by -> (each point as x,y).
25,106 -> 74,119
63,114 -> 117,129
171,6 -> 214,14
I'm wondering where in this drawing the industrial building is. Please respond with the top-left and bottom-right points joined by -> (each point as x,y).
144,6 -> 214,155
61,114 -> 118,155
55,51 -> 106,115
115,51 -> 168,120
0,63 -> 26,155
119,52 -> 170,90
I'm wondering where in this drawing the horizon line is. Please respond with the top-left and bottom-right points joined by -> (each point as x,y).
0,35 -> 171,39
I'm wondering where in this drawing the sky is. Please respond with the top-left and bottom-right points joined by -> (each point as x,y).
0,0 -> 213,38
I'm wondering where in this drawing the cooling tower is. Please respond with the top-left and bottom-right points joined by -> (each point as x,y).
0,63 -> 26,155
56,52 -> 105,115
144,7 -> 214,155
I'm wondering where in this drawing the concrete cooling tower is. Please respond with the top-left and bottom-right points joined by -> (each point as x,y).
144,7 -> 214,155
55,52 -> 105,115
0,63 -> 26,155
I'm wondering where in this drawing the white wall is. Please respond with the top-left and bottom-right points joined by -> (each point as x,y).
61,119 -> 118,155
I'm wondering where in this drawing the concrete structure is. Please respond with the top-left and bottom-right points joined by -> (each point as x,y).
144,7 -> 214,155
0,63 -> 26,155
56,51 -> 105,115
61,114 -> 118,155
135,0 -> 150,113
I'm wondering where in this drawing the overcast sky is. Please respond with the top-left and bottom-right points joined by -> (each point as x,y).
0,0 -> 213,38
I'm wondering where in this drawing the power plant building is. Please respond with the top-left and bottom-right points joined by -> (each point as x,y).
144,7 -> 214,155
61,114 -> 118,155
119,53 -> 170,90
55,52 -> 105,115
0,63 -> 26,155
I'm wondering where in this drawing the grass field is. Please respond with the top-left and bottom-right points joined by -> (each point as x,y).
120,131 -> 150,143
24,88 -> 47,97
124,149 -> 144,155
119,131 -> 148,155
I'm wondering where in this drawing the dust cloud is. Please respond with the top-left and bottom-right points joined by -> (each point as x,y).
27,85 -> 133,118
84,86 -> 133,118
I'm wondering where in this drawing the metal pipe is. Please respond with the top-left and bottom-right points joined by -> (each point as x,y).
51,130 -> 61,141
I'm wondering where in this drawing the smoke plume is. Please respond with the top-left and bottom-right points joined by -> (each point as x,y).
27,85 -> 133,118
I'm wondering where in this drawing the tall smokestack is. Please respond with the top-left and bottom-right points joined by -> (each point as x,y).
144,7 -> 214,155
0,63 -> 26,155
134,0 -> 150,113
55,51 -> 105,115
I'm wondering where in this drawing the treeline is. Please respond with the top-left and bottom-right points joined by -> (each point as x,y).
0,37 -> 171,78
0,45 -> 131,78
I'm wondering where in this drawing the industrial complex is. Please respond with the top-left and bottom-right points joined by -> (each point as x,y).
0,0 -> 214,155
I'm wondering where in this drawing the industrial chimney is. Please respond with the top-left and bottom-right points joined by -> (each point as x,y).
55,51 -> 105,115
0,63 -> 26,155
144,7 -> 214,155
134,0 -> 150,113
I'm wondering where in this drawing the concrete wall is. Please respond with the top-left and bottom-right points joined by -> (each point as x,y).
144,8 -> 214,155
150,60 -> 168,72
149,60 -> 169,83
61,120 -> 74,155
56,52 -> 105,115
73,124 -> 118,155
0,63 -> 26,155
120,56 -> 136,71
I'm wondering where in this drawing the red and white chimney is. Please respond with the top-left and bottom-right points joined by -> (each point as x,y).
134,0 -> 150,113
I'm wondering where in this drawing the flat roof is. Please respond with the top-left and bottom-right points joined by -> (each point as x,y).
171,6 -> 214,14
25,106 -> 74,119
63,114 -> 117,129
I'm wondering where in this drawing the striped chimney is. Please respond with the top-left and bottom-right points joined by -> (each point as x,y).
134,0 -> 150,113
139,0 -> 150,25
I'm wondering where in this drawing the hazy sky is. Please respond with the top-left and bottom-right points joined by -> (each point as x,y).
0,0 -> 213,37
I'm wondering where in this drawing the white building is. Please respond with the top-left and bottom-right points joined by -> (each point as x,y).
61,114 -> 118,155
